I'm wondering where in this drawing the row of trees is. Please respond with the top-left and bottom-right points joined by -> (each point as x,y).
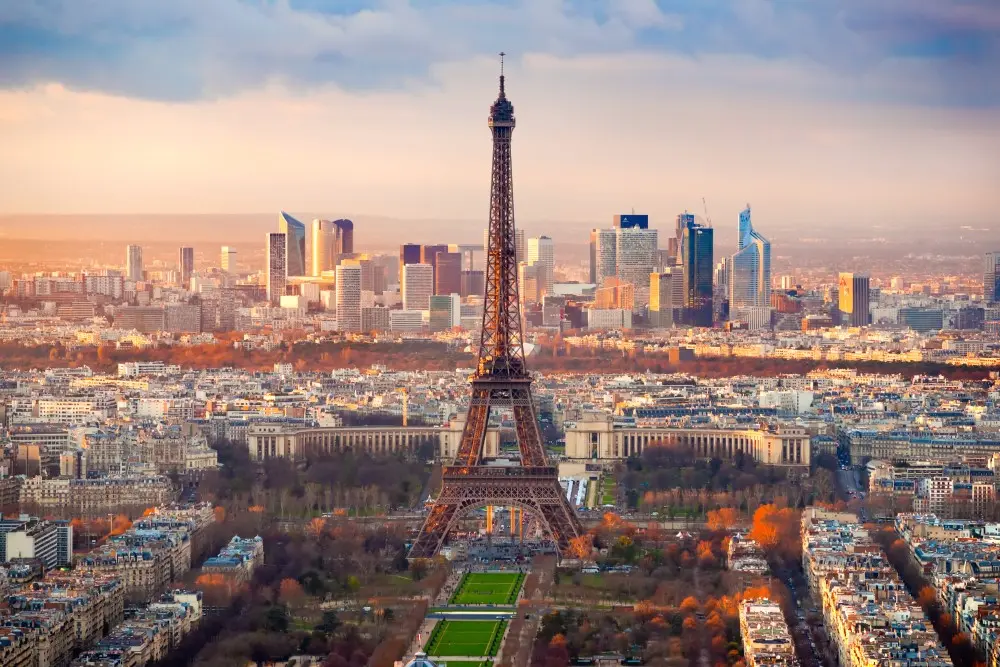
1,340 -> 990,381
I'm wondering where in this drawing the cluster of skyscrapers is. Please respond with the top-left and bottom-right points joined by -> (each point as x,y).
266,212 -> 354,305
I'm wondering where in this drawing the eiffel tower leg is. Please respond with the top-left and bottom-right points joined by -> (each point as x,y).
409,500 -> 459,559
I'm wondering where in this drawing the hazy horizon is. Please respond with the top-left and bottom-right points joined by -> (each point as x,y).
1,1 -> 997,230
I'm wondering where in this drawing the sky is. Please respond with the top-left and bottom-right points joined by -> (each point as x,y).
0,0 -> 998,232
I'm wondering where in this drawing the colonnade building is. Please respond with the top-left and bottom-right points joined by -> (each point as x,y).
564,413 -> 810,468
247,417 -> 499,462
247,413 -> 806,469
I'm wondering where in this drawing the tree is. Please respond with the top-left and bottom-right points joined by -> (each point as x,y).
278,578 -> 306,608
706,508 -> 740,532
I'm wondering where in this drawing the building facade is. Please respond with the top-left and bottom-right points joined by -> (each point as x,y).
402,263 -> 433,311
838,272 -> 871,327
266,232 -> 287,306
335,263 -> 362,332
565,413 -> 809,467
729,205 -> 771,318
278,211 -> 307,277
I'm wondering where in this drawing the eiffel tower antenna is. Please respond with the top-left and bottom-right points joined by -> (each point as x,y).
408,55 -> 583,560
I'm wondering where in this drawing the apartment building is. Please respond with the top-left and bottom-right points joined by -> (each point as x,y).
739,598 -> 798,667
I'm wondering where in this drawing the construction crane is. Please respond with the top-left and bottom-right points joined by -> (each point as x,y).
702,197 -> 713,227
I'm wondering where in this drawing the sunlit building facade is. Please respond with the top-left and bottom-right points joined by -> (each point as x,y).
278,211 -> 307,277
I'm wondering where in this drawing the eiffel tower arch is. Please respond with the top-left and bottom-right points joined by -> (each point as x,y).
408,55 -> 583,560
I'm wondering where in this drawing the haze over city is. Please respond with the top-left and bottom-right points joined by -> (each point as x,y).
1,0 -> 997,238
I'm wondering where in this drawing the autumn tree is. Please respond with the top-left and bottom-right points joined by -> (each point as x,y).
278,578 -> 306,608
706,507 -> 740,532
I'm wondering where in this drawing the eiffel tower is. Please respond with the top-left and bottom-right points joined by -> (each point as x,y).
408,55 -> 583,559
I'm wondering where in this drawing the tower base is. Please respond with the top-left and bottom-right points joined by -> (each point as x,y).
408,466 -> 582,559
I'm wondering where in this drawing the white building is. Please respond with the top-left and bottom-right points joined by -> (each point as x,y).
587,308 -> 632,330
402,263 -> 433,311
221,246 -> 237,273
390,310 -> 424,333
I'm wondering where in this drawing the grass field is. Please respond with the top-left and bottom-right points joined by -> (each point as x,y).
434,661 -> 492,667
450,572 -> 525,605
424,620 -> 507,657
601,474 -> 617,505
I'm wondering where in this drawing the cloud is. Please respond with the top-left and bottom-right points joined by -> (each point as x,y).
0,0 -> 996,105
0,53 -> 996,224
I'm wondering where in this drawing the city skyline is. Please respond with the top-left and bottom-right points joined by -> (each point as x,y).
0,2 -> 996,229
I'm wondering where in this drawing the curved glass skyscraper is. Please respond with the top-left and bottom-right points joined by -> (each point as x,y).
278,211 -> 307,277
729,205 -> 771,311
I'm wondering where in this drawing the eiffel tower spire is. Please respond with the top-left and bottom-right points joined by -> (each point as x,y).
408,57 -> 583,560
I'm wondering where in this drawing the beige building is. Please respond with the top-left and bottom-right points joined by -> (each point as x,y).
246,418 -> 500,462
564,412 -> 810,467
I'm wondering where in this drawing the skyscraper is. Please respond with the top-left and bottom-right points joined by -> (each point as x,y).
402,263 -> 433,311
985,252 -> 1000,303
311,219 -> 341,276
434,251 -> 462,295
527,236 -> 554,296
421,244 -> 449,288
591,229 -> 617,285
178,247 -> 194,288
335,263 -> 362,332
649,271 -> 674,328
126,245 -> 143,282
333,219 -> 354,255
399,243 -> 422,283
266,233 -> 287,305
221,246 -> 237,273
278,211 -> 307,277
838,273 -> 871,327
616,225 -> 658,310
729,205 -> 771,312
680,215 -> 713,327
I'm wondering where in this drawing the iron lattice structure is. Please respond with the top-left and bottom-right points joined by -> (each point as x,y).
408,57 -> 583,560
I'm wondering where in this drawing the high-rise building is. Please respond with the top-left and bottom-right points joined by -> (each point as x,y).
311,219 -> 341,276
518,262 -> 540,307
614,214 -> 649,229
649,271 -> 674,328
729,205 -> 771,312
178,247 -> 194,288
221,246 -> 237,273
402,263 -> 433,311
278,211 -> 307,277
421,244 -> 449,288
429,294 -> 461,332
616,225 -> 658,310
335,263 -> 362,332
266,233 -> 287,305
591,229 -> 617,286
400,243 -> 422,282
985,253 -> 1000,303
126,245 -> 143,282
461,270 -> 485,298
679,214 -> 713,327
527,236 -> 555,296
434,251 -> 462,295
361,306 -> 389,332
333,219 -> 354,255
838,273 -> 870,327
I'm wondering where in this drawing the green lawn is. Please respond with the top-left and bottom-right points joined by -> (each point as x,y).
450,572 -> 525,605
436,662 -> 493,667
425,620 -> 507,657
601,474 -> 617,505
